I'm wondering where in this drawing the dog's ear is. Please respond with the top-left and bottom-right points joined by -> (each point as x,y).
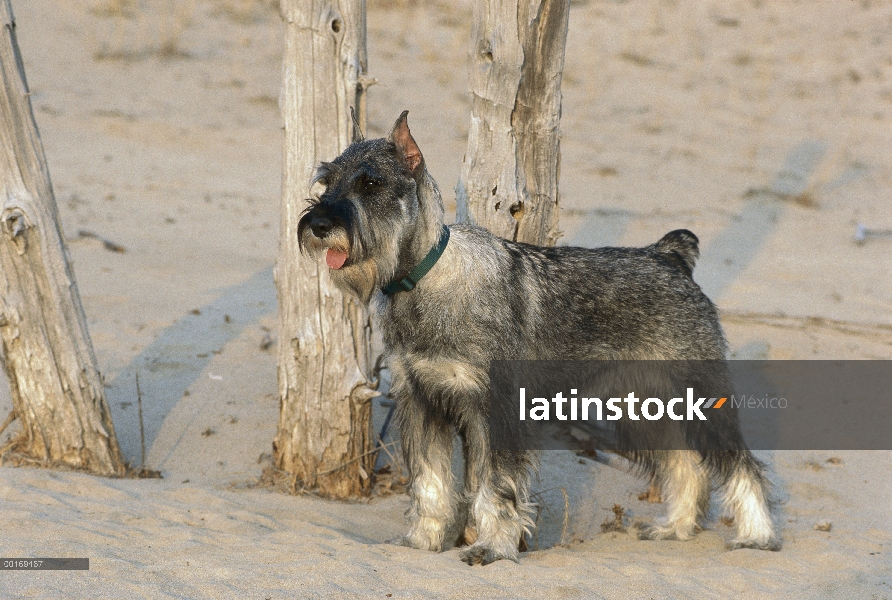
350,107 -> 364,144
386,110 -> 423,175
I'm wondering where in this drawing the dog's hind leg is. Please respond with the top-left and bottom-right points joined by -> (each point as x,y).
721,452 -> 780,551
458,423 -> 534,565
390,395 -> 457,552
639,450 -> 710,542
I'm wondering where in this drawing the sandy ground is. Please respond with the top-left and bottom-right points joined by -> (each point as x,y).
1,0 -> 891,598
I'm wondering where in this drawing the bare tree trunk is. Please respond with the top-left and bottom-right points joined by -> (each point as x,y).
456,0 -> 570,246
274,0 -> 377,498
0,1 -> 124,475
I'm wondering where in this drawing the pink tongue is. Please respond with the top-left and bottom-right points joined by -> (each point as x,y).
326,249 -> 348,270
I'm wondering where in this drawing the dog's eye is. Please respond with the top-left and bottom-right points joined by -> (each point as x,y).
359,176 -> 381,192
309,179 -> 327,199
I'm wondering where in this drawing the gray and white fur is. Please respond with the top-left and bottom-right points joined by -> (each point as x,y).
297,111 -> 780,565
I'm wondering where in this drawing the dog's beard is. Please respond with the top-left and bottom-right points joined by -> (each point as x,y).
331,232 -> 403,304
300,226 -> 386,304
330,259 -> 380,303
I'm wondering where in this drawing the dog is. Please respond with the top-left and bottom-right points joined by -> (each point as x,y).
297,111 -> 780,565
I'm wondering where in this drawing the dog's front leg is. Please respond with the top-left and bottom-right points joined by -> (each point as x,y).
456,431 -> 480,547
389,393 -> 456,552
458,422 -> 534,565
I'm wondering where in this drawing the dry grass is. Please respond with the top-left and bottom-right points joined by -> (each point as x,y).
211,0 -> 278,25
372,0 -> 472,24
250,439 -> 407,498
600,503 -> 627,533
248,94 -> 279,109
90,0 -> 138,19
91,0 -> 195,62
0,437 -> 160,479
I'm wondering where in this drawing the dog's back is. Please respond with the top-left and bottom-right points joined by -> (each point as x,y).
386,224 -> 726,364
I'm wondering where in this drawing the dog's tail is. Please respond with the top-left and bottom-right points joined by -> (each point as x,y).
653,229 -> 699,278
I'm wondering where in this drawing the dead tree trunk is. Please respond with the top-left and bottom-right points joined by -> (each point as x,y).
0,1 -> 124,475
274,0 -> 376,498
456,0 -> 570,246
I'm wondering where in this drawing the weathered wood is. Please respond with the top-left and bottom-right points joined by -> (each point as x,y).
274,0 -> 376,498
456,0 -> 570,246
0,0 -> 124,475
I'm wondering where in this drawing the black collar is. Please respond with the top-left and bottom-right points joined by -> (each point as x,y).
382,226 -> 450,294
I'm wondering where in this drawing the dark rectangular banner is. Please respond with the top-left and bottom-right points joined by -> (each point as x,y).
488,360 -> 892,451
0,558 -> 89,570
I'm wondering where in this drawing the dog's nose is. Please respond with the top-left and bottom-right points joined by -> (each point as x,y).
309,217 -> 333,238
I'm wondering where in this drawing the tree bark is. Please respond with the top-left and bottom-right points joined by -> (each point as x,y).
0,0 -> 124,475
274,0 -> 376,498
456,0 -> 570,246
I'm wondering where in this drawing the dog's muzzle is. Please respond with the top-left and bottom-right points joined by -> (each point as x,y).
308,216 -> 333,238
298,206 -> 352,270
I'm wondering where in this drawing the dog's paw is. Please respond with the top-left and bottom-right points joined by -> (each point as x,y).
637,525 -> 676,541
386,535 -> 439,551
636,523 -> 695,542
458,544 -> 516,566
387,535 -> 414,547
726,537 -> 781,551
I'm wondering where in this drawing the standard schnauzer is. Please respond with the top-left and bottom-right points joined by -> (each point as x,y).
297,111 -> 779,565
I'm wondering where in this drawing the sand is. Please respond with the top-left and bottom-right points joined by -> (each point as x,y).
1,0 -> 891,597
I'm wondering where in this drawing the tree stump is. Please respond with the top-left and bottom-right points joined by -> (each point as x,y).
0,0 -> 124,475
456,0 -> 570,247
274,0 -> 377,498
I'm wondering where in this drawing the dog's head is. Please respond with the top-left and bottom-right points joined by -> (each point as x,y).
298,111 -> 445,302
